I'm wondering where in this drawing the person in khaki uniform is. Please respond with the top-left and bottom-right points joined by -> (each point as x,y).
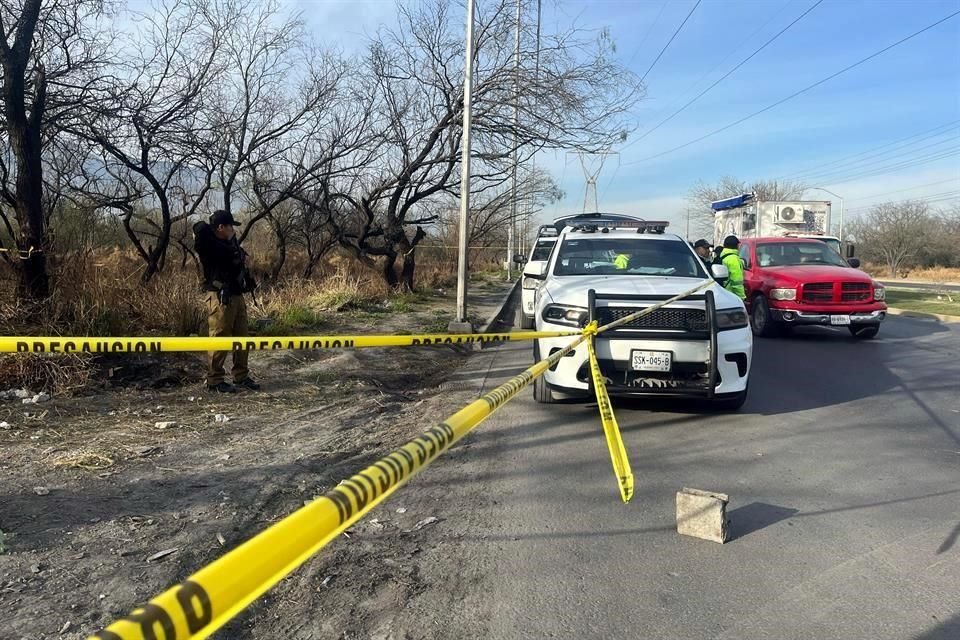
193,210 -> 261,393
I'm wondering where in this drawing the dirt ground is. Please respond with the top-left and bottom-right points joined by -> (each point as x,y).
0,280 -> 515,640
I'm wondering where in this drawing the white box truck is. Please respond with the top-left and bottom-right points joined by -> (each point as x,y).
712,193 -> 840,254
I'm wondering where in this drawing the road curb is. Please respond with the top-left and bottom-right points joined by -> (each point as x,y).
887,307 -> 960,324
478,279 -> 521,341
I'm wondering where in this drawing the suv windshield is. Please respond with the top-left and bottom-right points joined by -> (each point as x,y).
756,241 -> 848,267
530,240 -> 556,261
553,238 -> 706,278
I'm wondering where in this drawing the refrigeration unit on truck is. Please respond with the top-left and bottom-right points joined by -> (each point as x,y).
711,193 -> 841,255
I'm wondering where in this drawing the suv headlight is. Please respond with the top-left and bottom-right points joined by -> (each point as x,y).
715,308 -> 749,331
542,304 -> 588,328
770,288 -> 797,301
522,276 -> 540,290
873,285 -> 885,301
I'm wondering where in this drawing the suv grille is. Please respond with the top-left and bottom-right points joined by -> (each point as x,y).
597,306 -> 707,332
802,282 -> 833,303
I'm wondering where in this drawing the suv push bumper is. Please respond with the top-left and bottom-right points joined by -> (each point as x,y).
770,309 -> 886,325
538,289 -> 751,398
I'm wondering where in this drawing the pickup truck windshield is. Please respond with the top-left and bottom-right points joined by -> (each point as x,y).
554,238 -> 706,278
757,242 -> 848,267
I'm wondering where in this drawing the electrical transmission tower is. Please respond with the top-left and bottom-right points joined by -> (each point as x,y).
569,151 -> 618,213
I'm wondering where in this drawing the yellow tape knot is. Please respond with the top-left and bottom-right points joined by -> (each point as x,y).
581,320 -> 599,337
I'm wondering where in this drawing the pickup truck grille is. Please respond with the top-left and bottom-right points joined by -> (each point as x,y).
841,282 -> 871,302
802,282 -> 833,303
597,306 -> 707,332
802,282 -> 872,304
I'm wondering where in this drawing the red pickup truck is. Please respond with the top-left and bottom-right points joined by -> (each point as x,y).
738,237 -> 887,339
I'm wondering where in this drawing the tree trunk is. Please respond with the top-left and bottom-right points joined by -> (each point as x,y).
381,253 -> 400,289
3,55 -> 49,300
268,216 -> 287,281
399,250 -> 416,292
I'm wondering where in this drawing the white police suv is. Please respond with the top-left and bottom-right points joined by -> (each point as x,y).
518,228 -> 559,329
528,220 -> 753,410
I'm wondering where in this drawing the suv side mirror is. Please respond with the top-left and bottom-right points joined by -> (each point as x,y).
845,243 -> 856,258
525,262 -> 548,280
513,253 -> 526,265
711,264 -> 730,282
847,257 -> 861,269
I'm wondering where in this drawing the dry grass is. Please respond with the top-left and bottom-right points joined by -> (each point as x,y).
0,246 -> 497,392
52,451 -> 115,470
0,352 -> 94,394
863,263 -> 960,283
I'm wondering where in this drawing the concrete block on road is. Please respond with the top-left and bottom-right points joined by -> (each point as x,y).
446,321 -> 474,334
676,487 -> 729,544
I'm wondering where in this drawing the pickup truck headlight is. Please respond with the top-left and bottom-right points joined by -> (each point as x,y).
522,277 -> 540,290
715,308 -> 749,331
770,288 -> 797,301
542,304 -> 588,328
873,286 -> 885,301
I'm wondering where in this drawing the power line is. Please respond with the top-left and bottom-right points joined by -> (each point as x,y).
641,0 -> 792,121
777,120 -> 960,181
639,0 -> 702,85
818,147 -> 960,187
623,8 -> 960,167
624,0 -> 824,151
795,134 -> 960,183
626,0 -> 671,68
844,177 -> 960,203
845,189 -> 960,214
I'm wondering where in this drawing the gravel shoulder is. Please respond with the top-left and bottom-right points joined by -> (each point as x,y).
0,279 -> 513,640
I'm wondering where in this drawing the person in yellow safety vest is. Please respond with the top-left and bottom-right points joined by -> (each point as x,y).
614,252 -> 630,270
718,235 -> 746,299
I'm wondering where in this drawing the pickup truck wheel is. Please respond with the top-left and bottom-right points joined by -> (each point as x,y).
751,295 -> 778,337
532,342 -> 555,403
849,323 -> 880,339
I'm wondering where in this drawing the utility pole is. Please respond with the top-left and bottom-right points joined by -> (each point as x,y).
453,0 -> 475,328
685,208 -> 690,238
507,0 -> 521,280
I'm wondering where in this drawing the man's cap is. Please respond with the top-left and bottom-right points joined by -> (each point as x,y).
210,210 -> 241,227
693,239 -> 711,249
723,235 -> 740,249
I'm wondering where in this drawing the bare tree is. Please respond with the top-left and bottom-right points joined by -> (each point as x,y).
848,200 -> 933,278
0,0 -> 109,299
687,176 -> 808,237
65,0 -> 226,281
432,166 -> 561,248
330,0 -> 640,291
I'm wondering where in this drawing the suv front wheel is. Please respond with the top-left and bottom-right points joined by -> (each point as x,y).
532,342 -> 556,404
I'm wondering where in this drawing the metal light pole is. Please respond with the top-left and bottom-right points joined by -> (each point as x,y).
808,186 -> 844,242
507,0 -> 521,280
455,0 -> 476,325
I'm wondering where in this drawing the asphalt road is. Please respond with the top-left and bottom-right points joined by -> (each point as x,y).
393,316 -> 960,640
879,280 -> 960,293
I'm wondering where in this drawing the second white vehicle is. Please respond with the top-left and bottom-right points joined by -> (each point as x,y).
518,233 -> 558,329
528,220 -> 753,410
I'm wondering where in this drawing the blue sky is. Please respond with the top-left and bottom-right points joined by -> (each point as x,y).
296,0 -> 960,230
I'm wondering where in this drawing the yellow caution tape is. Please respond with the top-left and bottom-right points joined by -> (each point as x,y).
88,332 -> 587,640
0,331 -> 576,354
586,333 -> 634,503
